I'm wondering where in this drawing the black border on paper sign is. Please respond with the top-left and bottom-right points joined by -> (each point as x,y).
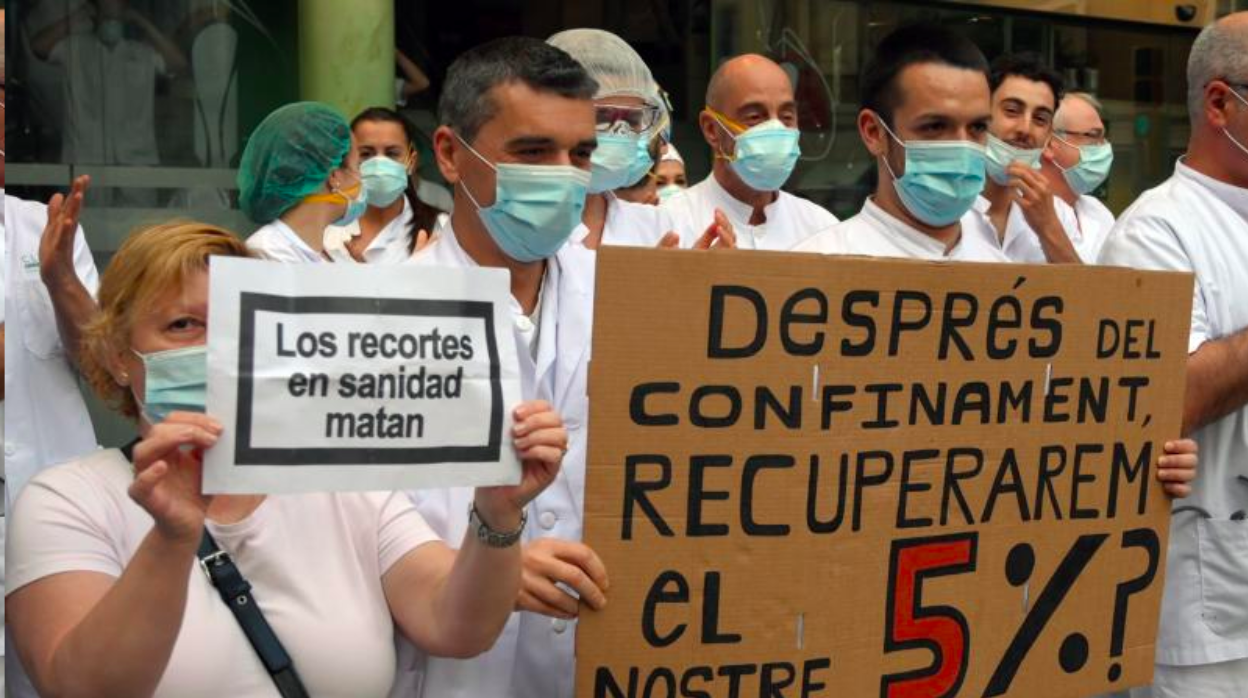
233,293 -> 504,466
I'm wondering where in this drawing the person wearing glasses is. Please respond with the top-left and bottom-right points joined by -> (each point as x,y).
1098,12 -> 1248,697
663,53 -> 837,250
1042,91 -> 1116,263
544,29 -> 680,250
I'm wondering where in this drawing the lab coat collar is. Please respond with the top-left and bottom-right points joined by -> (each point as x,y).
705,171 -> 780,223
1176,159 -> 1248,222
431,217 -> 563,401
863,198 -> 960,258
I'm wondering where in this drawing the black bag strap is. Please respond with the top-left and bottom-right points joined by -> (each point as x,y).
197,531 -> 309,698
119,439 -> 308,697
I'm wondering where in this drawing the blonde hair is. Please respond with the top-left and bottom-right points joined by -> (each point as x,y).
82,222 -> 251,419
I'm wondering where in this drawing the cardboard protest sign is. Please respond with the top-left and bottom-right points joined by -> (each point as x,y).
577,248 -> 1193,698
205,257 -> 520,494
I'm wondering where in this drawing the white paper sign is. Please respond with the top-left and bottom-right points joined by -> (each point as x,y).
205,257 -> 521,494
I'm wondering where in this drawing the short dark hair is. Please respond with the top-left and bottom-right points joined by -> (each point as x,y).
862,23 -> 989,126
989,52 -> 1065,108
438,36 -> 598,143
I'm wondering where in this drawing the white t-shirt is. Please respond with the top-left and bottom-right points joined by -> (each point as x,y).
963,195 -> 1085,263
791,198 -> 1011,263
245,220 -> 325,264
323,198 -> 416,265
1099,160 -> 1248,667
6,449 -> 440,697
661,173 -> 837,250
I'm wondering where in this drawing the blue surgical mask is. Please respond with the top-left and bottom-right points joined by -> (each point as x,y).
456,133 -> 590,262
590,133 -> 645,193
985,133 -> 1044,185
134,345 -> 207,424
878,118 -> 987,227
361,156 -> 410,208
721,119 -> 801,192
98,19 -> 124,47
332,182 -> 368,227
626,137 -> 655,189
1054,136 -> 1113,195
657,183 -> 684,202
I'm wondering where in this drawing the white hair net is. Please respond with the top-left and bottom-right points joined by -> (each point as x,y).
547,29 -> 661,107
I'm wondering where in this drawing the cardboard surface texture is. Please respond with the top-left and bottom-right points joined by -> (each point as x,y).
576,247 -> 1193,698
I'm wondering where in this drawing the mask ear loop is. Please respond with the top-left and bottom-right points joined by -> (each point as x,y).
1222,88 -> 1248,156
451,131 -> 495,211
704,108 -> 742,162
873,114 -> 907,182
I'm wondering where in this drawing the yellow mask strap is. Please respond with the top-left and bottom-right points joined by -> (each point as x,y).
304,181 -> 362,205
704,107 -> 746,162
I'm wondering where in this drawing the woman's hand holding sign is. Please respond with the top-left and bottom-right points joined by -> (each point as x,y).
129,412 -> 223,544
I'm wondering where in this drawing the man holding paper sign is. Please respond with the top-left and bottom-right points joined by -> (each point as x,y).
405,37 -> 608,698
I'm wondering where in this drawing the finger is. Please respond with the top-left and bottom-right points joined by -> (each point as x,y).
713,210 -> 737,247
513,400 -> 553,422
1163,439 -> 1198,455
540,556 -> 607,610
45,193 -> 65,230
133,425 -> 220,469
525,574 -> 581,617
514,407 -> 561,437
655,231 -> 681,249
128,460 -> 171,508
517,588 -> 576,619
553,541 -> 610,594
1162,482 -> 1192,498
517,446 -> 565,470
692,223 -> 718,250
1156,459 -> 1198,480
63,190 -> 85,232
514,409 -> 563,437
515,424 -> 568,451
162,411 -> 225,434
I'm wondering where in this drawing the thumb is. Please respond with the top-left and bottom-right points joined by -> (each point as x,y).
129,459 -> 169,505
655,231 -> 681,249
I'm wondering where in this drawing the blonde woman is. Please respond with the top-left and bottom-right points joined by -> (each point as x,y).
6,222 -> 568,698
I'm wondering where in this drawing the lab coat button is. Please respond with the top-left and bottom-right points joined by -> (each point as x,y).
538,511 -> 558,530
515,316 -> 534,332
552,618 -> 568,633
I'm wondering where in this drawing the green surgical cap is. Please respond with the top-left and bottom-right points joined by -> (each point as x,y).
237,101 -> 351,224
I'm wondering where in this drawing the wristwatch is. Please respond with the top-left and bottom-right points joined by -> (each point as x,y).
469,503 -> 527,548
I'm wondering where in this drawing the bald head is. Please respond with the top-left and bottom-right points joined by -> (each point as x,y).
1188,12 -> 1248,121
706,54 -> 794,112
1054,92 -> 1104,134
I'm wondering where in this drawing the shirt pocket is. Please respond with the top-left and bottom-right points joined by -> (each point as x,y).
1197,518 -> 1248,638
19,276 -> 65,359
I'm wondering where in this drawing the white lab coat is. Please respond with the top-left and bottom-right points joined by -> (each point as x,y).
3,192 -> 101,698
403,218 -> 592,698
963,195 -> 1090,263
1099,160 -> 1248,670
49,35 -> 166,166
3,193 -> 100,510
598,193 -> 674,248
1062,194 -> 1115,264
245,220 -> 325,264
323,198 -> 416,264
792,198 -> 1011,263
661,173 -> 837,250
